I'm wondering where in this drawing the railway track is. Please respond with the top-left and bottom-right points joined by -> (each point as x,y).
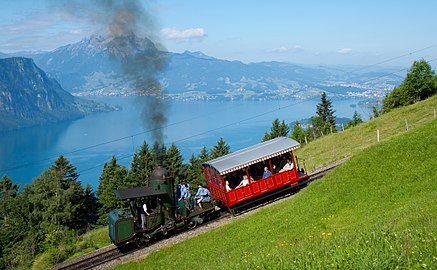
50,158 -> 348,270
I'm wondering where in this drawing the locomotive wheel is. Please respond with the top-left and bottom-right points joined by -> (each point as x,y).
187,216 -> 204,230
186,219 -> 197,230
134,234 -> 148,247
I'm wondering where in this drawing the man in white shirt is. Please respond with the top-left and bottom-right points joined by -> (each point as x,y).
280,159 -> 294,172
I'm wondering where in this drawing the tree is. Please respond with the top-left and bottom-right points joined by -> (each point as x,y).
165,143 -> 184,182
198,146 -> 210,162
316,92 -> 336,133
127,141 -> 155,187
262,118 -> 290,141
0,176 -> 19,228
151,142 -> 166,168
48,156 -> 90,231
306,116 -> 324,140
96,156 -> 128,224
186,154 -> 204,187
82,184 -> 99,229
382,59 -> 437,112
403,59 -> 436,102
372,105 -> 380,118
210,137 -> 230,159
51,155 -> 79,188
345,111 -> 363,129
352,111 -> 363,125
291,121 -> 305,143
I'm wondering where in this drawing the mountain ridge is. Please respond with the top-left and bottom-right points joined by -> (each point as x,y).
0,57 -> 117,131
0,35 -> 404,101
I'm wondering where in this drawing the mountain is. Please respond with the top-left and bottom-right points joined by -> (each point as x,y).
0,57 -> 116,131
3,35 -> 404,101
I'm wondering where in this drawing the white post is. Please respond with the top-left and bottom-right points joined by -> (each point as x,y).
321,131 -> 324,137
330,126 -> 333,134
377,129 -> 380,143
341,124 -> 344,132
305,136 -> 308,145
405,119 -> 409,131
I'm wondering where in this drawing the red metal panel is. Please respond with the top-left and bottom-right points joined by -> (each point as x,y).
275,174 -> 283,185
252,182 -> 260,194
267,178 -> 275,188
228,191 -> 237,204
235,188 -> 244,200
259,179 -> 267,190
243,185 -> 252,197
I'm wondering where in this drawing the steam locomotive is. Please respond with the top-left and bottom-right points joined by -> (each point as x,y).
109,137 -> 309,247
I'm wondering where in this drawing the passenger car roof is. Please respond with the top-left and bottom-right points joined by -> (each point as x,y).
203,137 -> 300,175
114,186 -> 168,200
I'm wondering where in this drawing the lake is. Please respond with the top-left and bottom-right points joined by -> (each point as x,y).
0,96 -> 367,190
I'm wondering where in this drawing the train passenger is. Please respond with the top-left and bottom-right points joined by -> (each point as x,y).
225,180 -> 232,192
236,175 -> 249,188
141,202 -> 151,230
280,159 -> 294,172
262,166 -> 271,178
194,184 -> 211,209
176,183 -> 182,201
180,182 -> 191,200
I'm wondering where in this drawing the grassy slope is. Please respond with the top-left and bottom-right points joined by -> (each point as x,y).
117,116 -> 437,269
32,227 -> 110,270
295,95 -> 437,171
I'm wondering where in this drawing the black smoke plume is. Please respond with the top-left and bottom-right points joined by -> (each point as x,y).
56,0 -> 169,143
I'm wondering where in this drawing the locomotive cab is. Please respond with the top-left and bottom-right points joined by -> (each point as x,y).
108,186 -> 170,246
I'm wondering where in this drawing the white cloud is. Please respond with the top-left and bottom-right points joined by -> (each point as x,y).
160,27 -> 207,42
269,45 -> 303,53
338,48 -> 353,54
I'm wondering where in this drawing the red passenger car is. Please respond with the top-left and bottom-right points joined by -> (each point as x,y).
202,137 -> 309,210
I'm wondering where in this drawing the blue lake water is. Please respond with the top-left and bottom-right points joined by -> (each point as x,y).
0,97 -> 368,190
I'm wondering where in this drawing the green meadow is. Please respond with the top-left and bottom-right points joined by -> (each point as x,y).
295,95 -> 437,170
115,101 -> 437,269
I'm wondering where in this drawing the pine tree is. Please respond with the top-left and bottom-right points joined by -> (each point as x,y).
291,121 -> 305,143
316,92 -> 336,133
82,184 -> 99,229
0,176 -> 19,226
210,137 -> 230,159
97,156 -> 128,224
165,144 -> 184,182
127,141 -> 155,187
49,156 -> 92,230
51,155 -> 79,188
152,142 -> 166,164
198,146 -> 210,162
262,118 -> 289,141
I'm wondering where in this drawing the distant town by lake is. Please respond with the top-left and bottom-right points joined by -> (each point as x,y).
0,96 -> 368,190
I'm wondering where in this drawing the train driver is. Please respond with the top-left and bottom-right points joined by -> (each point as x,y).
141,201 -> 151,230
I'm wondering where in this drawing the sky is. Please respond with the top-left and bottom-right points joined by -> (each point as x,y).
1,0 -> 437,66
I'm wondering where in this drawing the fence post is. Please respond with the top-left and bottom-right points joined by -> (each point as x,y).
405,119 -> 409,131
305,136 -> 308,145
341,124 -> 344,132
330,126 -> 333,134
377,129 -> 380,143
